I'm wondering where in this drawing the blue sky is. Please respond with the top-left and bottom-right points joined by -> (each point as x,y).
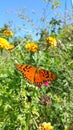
0,0 -> 73,38
0,0 -> 47,27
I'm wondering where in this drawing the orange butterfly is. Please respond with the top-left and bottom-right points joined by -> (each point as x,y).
16,64 -> 57,85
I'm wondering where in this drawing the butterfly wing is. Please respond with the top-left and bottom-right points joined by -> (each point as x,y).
34,68 -> 44,85
16,64 -> 57,85
16,64 -> 37,84
39,69 -> 57,81
34,68 -> 57,84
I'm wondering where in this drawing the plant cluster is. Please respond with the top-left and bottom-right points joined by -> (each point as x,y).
0,1 -> 73,130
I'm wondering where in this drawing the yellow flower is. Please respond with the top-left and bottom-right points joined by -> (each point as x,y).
3,29 -> 14,37
0,37 -> 9,49
0,37 -> 14,50
38,122 -> 53,130
5,44 -> 15,50
25,42 -> 38,52
0,43 -> 4,49
46,37 -> 57,47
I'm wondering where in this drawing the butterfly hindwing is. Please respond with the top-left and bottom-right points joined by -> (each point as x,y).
34,68 -> 57,84
34,68 -> 44,84
39,69 -> 57,81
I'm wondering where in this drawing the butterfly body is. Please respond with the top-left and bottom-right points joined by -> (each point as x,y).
16,64 -> 57,85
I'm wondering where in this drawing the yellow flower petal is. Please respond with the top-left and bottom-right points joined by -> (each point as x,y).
3,30 -> 14,37
0,37 -> 9,49
46,36 -> 57,47
25,42 -> 38,52
0,37 -> 14,50
5,45 -> 14,50
38,122 -> 53,130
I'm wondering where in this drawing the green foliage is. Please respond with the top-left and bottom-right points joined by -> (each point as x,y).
0,2 -> 73,130
0,24 -> 73,129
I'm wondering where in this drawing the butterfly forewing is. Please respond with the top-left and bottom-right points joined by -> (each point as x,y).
16,64 -> 37,84
16,64 -> 26,73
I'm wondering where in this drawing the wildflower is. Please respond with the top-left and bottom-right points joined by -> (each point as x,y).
0,37 -> 14,50
38,81 -> 51,88
5,44 -> 15,50
0,43 -> 4,49
3,29 -> 14,37
0,37 -> 9,49
38,122 -> 53,130
39,94 -> 52,106
25,42 -> 38,52
44,81 -> 51,86
46,36 -> 57,47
